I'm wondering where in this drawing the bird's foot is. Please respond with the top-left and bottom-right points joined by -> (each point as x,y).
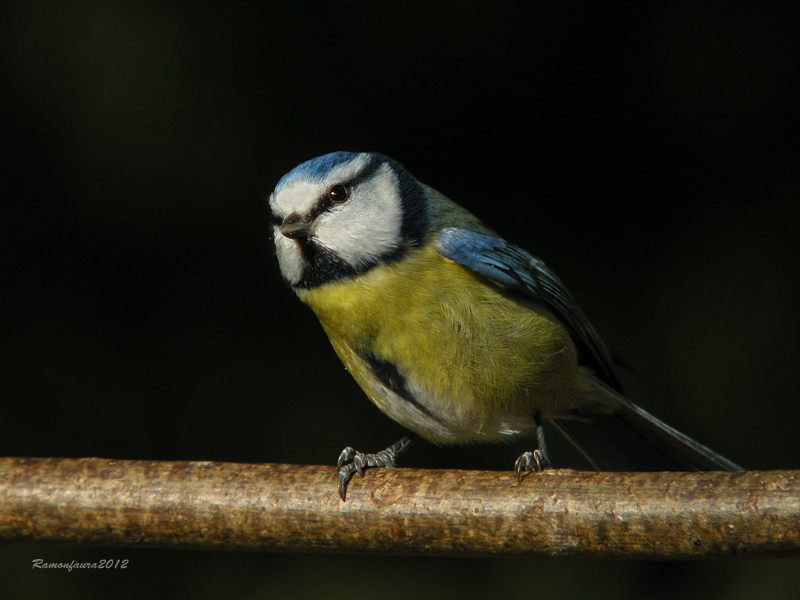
336,435 -> 417,501
513,449 -> 551,482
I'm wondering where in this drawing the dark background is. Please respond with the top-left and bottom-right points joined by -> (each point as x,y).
2,1 -> 799,598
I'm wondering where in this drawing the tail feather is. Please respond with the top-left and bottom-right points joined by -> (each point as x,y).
552,379 -> 742,472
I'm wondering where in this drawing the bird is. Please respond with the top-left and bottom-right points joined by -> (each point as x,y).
268,151 -> 742,500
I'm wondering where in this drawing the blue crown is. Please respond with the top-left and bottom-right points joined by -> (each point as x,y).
275,152 -> 362,191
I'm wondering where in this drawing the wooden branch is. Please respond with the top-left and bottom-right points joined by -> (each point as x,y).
0,457 -> 797,558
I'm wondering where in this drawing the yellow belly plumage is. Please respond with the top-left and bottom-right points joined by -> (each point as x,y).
296,241 -> 581,444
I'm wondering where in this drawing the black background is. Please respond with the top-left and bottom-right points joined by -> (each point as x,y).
2,1 -> 799,598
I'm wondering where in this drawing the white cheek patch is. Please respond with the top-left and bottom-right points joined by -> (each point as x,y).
314,163 -> 403,266
273,227 -> 304,286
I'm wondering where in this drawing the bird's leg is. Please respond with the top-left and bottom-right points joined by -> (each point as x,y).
337,434 -> 419,500
513,412 -> 552,481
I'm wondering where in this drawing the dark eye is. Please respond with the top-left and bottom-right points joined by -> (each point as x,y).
327,184 -> 349,203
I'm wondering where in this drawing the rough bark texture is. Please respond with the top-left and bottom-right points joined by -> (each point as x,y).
1,457 -> 797,558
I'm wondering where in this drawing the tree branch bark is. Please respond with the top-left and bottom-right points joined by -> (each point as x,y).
0,457 -> 797,558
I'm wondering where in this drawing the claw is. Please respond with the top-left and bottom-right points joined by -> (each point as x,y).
337,464 -> 357,501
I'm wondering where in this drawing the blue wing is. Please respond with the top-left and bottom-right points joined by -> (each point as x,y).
435,227 -> 622,391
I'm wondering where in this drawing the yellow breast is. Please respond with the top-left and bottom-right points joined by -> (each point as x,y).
296,242 -> 580,441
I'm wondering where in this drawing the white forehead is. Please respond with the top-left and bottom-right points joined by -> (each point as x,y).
270,154 -> 371,216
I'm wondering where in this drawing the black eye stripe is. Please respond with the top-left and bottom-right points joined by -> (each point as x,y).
309,155 -> 386,220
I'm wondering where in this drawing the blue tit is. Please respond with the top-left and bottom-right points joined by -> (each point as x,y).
269,151 -> 742,500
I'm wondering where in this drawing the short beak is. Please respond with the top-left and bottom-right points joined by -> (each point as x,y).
279,214 -> 310,240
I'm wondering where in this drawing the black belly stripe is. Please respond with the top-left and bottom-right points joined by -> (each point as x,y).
357,350 -> 440,422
